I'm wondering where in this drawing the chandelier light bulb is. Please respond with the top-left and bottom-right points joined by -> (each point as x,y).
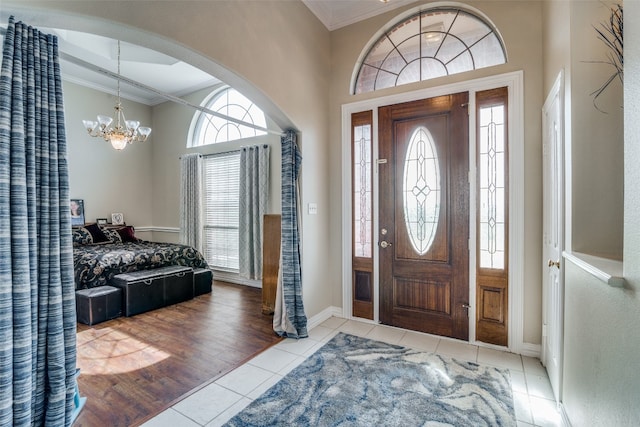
80,40 -> 152,150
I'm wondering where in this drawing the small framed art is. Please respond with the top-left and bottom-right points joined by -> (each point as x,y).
96,218 -> 108,225
70,199 -> 85,226
111,213 -> 125,225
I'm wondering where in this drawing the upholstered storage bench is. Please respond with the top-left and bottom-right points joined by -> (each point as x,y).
111,266 -> 194,316
193,268 -> 213,296
76,285 -> 122,325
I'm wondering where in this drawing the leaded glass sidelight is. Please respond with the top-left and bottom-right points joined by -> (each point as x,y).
353,7 -> 506,94
403,127 -> 440,255
479,104 -> 506,269
353,122 -> 373,258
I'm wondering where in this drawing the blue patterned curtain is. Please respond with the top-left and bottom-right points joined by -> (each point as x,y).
179,153 -> 203,252
239,144 -> 270,279
273,130 -> 308,338
0,18 -> 77,426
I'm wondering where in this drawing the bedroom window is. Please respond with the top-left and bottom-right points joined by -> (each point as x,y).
352,6 -> 506,94
190,87 -> 267,146
202,151 -> 241,271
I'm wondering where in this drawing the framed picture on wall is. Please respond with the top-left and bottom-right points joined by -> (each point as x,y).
111,213 -> 125,225
70,199 -> 85,226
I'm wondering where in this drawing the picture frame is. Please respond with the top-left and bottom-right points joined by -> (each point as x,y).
111,213 -> 125,226
70,199 -> 85,226
96,218 -> 108,225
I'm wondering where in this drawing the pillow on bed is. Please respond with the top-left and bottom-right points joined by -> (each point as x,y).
72,227 -> 93,246
116,225 -> 139,243
100,227 -> 123,244
84,223 -> 110,244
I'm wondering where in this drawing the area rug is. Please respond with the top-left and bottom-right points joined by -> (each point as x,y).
225,332 -> 516,426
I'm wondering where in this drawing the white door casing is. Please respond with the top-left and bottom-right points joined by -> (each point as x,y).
541,70 -> 565,402
340,71 -> 527,354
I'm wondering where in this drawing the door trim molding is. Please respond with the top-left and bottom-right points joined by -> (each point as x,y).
341,70 -> 526,353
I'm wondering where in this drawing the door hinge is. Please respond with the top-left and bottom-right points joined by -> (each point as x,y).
542,323 -> 548,338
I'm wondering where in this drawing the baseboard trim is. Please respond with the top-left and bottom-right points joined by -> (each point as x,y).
213,270 -> 261,288
520,342 -> 541,358
307,306 -> 343,330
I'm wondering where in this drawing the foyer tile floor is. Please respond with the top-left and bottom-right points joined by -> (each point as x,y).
141,317 -> 563,427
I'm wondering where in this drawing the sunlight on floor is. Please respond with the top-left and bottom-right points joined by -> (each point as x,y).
77,327 -> 170,375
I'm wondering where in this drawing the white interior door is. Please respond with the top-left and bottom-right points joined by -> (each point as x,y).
542,72 -> 564,402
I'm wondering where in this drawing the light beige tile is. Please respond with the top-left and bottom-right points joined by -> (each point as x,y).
337,319 -> 376,336
522,356 -> 547,375
509,370 -> 528,394
276,336 -> 320,355
215,363 -> 275,396
277,355 -> 306,375
529,396 -> 562,427
247,374 -> 284,400
516,421 -> 535,427
526,373 -> 555,400
436,339 -> 478,362
366,325 -> 406,345
247,347 -> 299,373
302,339 -> 328,357
318,316 -> 347,329
205,397 -> 252,427
512,391 -> 533,424
307,325 -> 334,341
477,347 -> 523,371
140,408 -> 200,427
398,331 -> 439,353
173,383 -> 243,425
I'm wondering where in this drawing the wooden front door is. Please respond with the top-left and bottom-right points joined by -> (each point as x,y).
379,93 -> 469,340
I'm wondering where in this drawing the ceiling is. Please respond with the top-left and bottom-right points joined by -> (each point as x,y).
44,1 -> 413,106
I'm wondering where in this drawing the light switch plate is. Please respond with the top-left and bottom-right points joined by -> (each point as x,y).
308,203 -> 318,215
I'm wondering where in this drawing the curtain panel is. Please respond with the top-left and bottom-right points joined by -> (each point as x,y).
179,153 -> 203,252
239,144 -> 270,279
273,130 -> 308,338
0,18 -> 77,426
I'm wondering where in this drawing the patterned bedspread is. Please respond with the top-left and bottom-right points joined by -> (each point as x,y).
73,241 -> 209,289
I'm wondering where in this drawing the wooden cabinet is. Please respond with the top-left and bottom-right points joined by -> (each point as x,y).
262,214 -> 281,315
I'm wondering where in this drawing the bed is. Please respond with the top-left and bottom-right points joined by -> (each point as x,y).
72,224 -> 208,290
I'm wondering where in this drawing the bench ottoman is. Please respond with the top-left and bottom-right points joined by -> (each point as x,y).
76,285 -> 122,325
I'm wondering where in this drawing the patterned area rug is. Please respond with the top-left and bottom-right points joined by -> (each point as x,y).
225,332 -> 516,426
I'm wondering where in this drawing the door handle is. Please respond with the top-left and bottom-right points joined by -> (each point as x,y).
548,259 -> 560,269
379,240 -> 393,248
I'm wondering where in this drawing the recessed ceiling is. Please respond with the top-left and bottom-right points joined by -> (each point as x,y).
28,2 -> 412,106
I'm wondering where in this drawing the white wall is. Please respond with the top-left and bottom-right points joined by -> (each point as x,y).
543,1 -> 638,425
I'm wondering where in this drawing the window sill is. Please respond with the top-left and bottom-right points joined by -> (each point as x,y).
563,251 -> 625,287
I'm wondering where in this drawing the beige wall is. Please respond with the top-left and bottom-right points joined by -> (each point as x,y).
63,81 -> 154,241
569,2 -> 623,258
329,0 -> 544,345
6,0 -> 332,319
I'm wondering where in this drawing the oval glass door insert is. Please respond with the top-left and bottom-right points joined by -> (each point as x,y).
403,127 -> 440,255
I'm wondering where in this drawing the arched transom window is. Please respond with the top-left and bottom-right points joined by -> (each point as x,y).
353,6 -> 506,94
190,87 -> 267,146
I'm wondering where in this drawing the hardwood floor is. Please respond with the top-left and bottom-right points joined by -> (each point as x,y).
74,281 -> 282,427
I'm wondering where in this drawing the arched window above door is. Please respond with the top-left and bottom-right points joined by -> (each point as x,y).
352,5 -> 507,94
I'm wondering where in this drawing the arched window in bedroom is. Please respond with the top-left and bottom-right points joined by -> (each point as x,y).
352,5 -> 507,94
189,86 -> 267,146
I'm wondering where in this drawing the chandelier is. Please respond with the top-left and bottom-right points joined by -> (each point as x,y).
82,40 -> 151,150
